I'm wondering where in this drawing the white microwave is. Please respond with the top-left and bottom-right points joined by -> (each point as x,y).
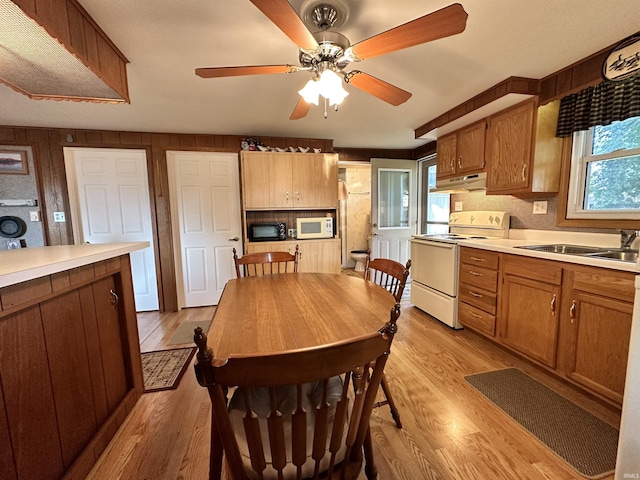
296,217 -> 334,239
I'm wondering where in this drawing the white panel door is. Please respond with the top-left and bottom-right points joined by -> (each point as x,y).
64,147 -> 159,311
167,151 -> 241,307
371,158 -> 417,266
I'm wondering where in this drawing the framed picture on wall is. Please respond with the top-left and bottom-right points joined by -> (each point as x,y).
0,148 -> 29,175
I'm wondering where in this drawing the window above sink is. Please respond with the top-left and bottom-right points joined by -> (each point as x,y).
567,116 -> 640,221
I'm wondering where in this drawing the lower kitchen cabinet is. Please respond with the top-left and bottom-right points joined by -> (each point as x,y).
245,239 -> 340,274
459,248 -> 634,407
0,255 -> 142,480
561,266 -> 634,405
501,273 -> 561,368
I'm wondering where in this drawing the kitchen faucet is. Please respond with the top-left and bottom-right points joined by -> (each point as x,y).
619,229 -> 639,250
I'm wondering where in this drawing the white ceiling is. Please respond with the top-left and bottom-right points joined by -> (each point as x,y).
1,0 -> 639,149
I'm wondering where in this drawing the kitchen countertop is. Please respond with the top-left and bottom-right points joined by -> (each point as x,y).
0,242 -> 149,288
457,235 -> 637,273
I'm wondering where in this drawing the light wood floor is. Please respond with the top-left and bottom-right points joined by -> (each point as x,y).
87,276 -> 620,479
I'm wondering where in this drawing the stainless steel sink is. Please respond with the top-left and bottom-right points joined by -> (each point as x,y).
515,244 -> 638,263
585,250 -> 639,262
514,244 -> 606,255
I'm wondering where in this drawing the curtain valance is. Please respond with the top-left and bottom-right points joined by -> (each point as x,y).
556,74 -> 640,137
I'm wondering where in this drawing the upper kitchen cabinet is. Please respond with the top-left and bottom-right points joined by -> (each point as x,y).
241,152 -> 338,210
436,120 -> 486,179
486,99 -> 563,196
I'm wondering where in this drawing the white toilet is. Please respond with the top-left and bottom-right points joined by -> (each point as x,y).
350,237 -> 371,272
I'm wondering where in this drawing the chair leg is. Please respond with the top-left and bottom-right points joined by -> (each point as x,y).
363,426 -> 378,480
379,374 -> 402,429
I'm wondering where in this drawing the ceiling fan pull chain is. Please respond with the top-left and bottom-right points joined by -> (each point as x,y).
324,97 -> 328,119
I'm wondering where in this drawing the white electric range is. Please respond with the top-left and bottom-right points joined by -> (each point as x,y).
410,211 -> 510,329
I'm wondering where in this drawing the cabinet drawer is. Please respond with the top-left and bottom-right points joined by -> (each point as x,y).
459,301 -> 496,336
459,264 -> 498,292
459,284 -> 497,315
570,267 -> 634,303
503,254 -> 562,285
460,248 -> 499,270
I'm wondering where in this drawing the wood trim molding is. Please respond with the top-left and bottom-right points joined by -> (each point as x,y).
414,77 -> 540,139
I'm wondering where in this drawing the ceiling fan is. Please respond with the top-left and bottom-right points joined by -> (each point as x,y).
195,0 -> 468,120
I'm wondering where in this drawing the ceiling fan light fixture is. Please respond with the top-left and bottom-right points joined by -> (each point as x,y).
298,78 -> 320,105
318,68 -> 348,105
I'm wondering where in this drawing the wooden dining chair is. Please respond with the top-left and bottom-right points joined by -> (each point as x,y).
193,303 -> 401,480
233,245 -> 299,277
364,252 -> 411,429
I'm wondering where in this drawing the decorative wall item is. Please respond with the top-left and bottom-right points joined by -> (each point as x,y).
0,148 -> 29,174
603,33 -> 640,82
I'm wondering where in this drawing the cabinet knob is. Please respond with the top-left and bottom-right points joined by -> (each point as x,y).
469,256 -> 485,262
550,293 -> 557,315
458,157 -> 462,169
109,289 -> 119,308
521,164 -> 527,181
469,270 -> 483,277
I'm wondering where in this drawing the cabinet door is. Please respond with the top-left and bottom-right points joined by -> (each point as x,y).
565,292 -> 632,404
298,241 -> 318,273
269,155 -> 293,208
40,291 -> 97,469
314,154 -> 338,208
315,240 -> 341,274
457,121 -> 486,174
486,101 -> 534,193
501,274 -> 560,368
436,133 -> 457,178
242,153 -> 271,209
92,276 -> 128,412
0,306 -> 65,480
292,155 -> 316,208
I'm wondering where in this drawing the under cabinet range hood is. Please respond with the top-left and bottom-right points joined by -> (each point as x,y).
431,172 -> 487,193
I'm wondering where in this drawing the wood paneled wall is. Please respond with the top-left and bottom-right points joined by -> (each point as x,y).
0,125 -> 334,311
333,147 -> 414,162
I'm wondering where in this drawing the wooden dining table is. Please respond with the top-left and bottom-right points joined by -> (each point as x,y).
207,272 -> 397,359
199,272 -> 398,479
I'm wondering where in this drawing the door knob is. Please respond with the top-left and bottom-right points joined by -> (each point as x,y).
228,236 -> 239,241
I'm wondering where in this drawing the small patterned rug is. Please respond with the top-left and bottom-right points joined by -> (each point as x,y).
465,368 -> 619,479
141,347 -> 196,393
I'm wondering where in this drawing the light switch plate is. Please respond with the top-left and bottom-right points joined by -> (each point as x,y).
53,211 -> 66,222
454,202 -> 463,212
533,201 -> 548,215
29,211 -> 40,221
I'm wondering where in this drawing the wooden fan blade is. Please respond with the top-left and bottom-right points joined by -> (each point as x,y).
350,3 -> 468,60
290,97 -> 312,120
347,71 -> 412,106
250,0 -> 318,50
195,65 -> 296,78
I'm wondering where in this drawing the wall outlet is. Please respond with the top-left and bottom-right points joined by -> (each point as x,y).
533,201 -> 548,215
454,202 -> 463,212
29,211 -> 40,221
53,211 -> 66,222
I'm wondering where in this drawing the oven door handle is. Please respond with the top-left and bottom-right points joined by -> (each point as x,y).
419,241 -> 456,249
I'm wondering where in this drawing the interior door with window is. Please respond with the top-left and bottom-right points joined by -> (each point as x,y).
371,158 -> 416,265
